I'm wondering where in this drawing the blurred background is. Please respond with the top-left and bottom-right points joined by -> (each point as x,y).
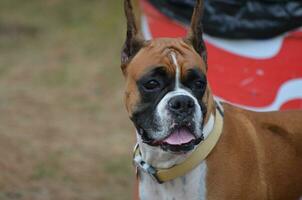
1,0 -> 302,200
0,1 -> 134,200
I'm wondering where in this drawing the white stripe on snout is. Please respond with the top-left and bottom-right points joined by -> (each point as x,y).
154,52 -> 203,140
169,53 -> 214,139
170,52 -> 180,89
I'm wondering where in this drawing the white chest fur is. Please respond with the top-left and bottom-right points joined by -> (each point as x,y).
139,162 -> 207,200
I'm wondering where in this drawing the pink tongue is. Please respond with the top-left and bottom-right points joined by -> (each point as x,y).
163,129 -> 195,145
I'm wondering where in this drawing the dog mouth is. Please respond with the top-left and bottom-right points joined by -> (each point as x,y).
140,123 -> 203,153
160,127 -> 203,153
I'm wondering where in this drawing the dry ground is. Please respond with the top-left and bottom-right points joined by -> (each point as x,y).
0,1 -> 135,199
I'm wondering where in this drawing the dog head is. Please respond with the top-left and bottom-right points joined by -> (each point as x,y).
121,0 -> 215,153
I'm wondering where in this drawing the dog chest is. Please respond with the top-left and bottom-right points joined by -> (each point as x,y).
139,162 -> 207,200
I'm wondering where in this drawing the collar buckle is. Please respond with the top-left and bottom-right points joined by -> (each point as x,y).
133,144 -> 163,183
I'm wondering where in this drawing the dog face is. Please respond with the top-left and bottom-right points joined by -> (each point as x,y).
121,0 -> 214,153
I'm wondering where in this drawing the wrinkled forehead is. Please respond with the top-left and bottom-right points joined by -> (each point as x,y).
126,38 -> 206,80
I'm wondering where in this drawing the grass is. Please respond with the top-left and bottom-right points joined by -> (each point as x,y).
0,0 -> 135,199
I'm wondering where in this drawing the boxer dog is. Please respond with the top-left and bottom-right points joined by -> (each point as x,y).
120,0 -> 302,199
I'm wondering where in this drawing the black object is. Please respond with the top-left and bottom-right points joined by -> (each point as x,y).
148,0 -> 302,39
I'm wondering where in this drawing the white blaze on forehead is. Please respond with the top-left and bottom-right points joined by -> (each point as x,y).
169,51 -> 180,89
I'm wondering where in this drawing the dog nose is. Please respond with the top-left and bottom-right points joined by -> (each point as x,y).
168,95 -> 195,115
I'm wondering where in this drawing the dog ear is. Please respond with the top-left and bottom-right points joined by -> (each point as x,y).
121,0 -> 144,74
186,0 -> 207,65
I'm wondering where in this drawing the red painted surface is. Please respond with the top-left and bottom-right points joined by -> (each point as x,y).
280,100 -> 302,110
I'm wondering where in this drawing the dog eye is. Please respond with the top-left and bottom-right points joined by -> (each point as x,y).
194,80 -> 205,90
143,80 -> 161,91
